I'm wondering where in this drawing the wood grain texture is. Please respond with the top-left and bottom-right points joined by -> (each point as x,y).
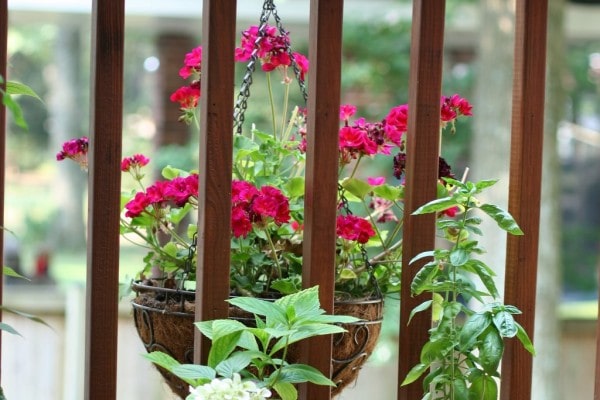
298,1 -> 344,398
397,1 -> 446,399
501,1 -> 548,399
194,0 -> 237,365
84,1 -> 124,398
0,0 -> 7,385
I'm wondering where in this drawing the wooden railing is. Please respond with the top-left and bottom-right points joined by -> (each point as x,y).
0,1 -> 560,399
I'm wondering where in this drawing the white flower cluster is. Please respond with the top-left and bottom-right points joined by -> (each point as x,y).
187,373 -> 272,400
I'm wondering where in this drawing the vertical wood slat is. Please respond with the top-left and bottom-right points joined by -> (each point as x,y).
398,1 -> 446,399
501,1 -> 548,399
300,0 -> 344,398
194,0 -> 237,364
84,1 -> 124,398
0,0 -> 7,386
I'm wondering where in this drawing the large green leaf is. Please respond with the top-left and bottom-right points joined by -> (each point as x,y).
401,362 -> 429,386
273,381 -> 297,400
407,300 -> 433,325
284,176 -> 305,198
0,322 -> 21,336
468,374 -> 498,400
478,328 -> 504,374
6,81 -> 42,99
412,197 -> 458,215
274,286 -> 321,320
410,262 -> 440,296
372,183 -> 404,201
479,204 -> 524,235
493,311 -> 517,338
215,350 -> 264,377
458,312 -> 492,351
143,351 -> 180,372
449,248 -> 469,267
0,305 -> 52,330
171,364 -> 216,384
3,265 -> 29,280
227,297 -> 287,324
515,321 -> 536,355
208,330 -> 244,368
341,177 -> 373,200
277,364 -> 335,386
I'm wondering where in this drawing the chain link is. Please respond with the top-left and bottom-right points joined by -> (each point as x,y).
178,231 -> 198,291
232,0 -> 308,134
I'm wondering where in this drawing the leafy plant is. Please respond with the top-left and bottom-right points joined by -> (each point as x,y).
145,286 -> 359,400
0,74 -> 42,130
401,178 -> 535,400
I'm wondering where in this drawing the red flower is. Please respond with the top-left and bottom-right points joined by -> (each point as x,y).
384,104 -> 408,146
232,180 -> 259,204
121,154 -> 150,172
292,52 -> 309,81
179,46 -> 202,79
124,192 -> 151,218
251,186 -> 291,225
339,104 -> 357,122
170,85 -> 201,109
231,204 -> 253,238
336,215 -> 376,244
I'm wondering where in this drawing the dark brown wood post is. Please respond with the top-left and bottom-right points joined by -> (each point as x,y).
398,1 -> 446,399
501,1 -> 548,399
194,0 -> 237,364
0,0 -> 7,386
84,0 -> 124,398
300,1 -> 344,399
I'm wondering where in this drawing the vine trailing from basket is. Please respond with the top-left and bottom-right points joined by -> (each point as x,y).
401,178 -> 535,400
145,286 -> 359,400
56,22 -> 473,301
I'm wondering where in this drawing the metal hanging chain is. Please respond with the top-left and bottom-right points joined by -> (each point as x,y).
337,184 -> 383,300
232,0 -> 308,134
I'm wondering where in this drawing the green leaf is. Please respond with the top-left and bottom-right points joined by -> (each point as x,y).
514,321 -> 536,355
493,311 -> 517,338
409,251 -> 435,265
284,177 -> 305,198
227,297 -> 287,324
215,350 -> 262,377
161,165 -> 185,179
0,305 -> 52,330
208,330 -> 243,368
468,374 -> 498,400
2,91 -> 27,130
479,204 -> 524,235
410,262 -> 440,296
452,377 -> 469,400
143,351 -> 181,372
3,265 -> 29,280
459,312 -> 492,351
273,381 -> 298,400
171,364 -> 216,384
407,300 -> 433,325
274,286 -> 321,321
277,364 -> 335,386
412,197 -> 458,215
0,322 -> 21,336
338,268 -> 357,279
479,328 -> 504,374
6,81 -> 42,99
372,183 -> 404,201
469,261 -> 500,299
401,362 -> 429,386
449,248 -> 469,267
341,177 -> 372,200
473,179 -> 498,192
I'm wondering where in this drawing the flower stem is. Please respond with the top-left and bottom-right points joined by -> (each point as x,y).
266,72 -> 277,139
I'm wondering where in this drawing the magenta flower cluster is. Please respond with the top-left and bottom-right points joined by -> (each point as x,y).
231,180 -> 291,238
170,24 -> 309,112
124,172 -> 199,218
56,136 -> 89,169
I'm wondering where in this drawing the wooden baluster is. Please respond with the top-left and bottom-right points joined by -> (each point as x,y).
300,0 -> 344,399
194,0 -> 237,364
398,1 -> 446,399
84,1 -> 124,398
501,1 -> 548,399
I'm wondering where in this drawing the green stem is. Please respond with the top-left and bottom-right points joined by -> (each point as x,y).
266,72 -> 277,139
263,226 -> 282,289
280,82 -> 290,139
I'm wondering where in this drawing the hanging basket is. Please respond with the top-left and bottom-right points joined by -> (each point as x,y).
131,280 -> 383,399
